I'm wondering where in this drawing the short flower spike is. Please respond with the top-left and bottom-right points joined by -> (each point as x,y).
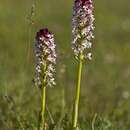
35,28 -> 56,87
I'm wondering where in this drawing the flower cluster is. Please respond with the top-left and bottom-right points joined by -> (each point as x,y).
72,0 -> 94,60
34,28 -> 56,87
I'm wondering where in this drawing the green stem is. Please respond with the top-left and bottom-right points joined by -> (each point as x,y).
39,82 -> 46,130
72,54 -> 83,129
38,62 -> 47,130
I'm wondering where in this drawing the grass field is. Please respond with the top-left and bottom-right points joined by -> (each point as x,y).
0,0 -> 130,129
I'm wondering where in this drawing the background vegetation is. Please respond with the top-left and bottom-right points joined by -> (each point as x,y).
0,0 -> 130,129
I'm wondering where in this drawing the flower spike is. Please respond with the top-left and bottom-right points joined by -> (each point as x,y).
72,0 -> 94,60
34,28 -> 56,88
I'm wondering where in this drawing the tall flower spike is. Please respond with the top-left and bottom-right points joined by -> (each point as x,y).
72,0 -> 95,129
72,0 -> 94,60
35,28 -> 56,88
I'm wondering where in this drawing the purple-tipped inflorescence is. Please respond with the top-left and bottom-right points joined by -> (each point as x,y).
72,0 -> 94,60
34,28 -> 56,87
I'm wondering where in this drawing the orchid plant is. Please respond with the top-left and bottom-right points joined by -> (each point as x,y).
34,28 -> 56,130
72,0 -> 94,128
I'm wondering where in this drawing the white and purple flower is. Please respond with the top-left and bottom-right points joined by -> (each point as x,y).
72,0 -> 94,60
34,28 -> 56,87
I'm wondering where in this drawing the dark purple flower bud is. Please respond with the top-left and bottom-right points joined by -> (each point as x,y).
75,0 -> 92,6
34,28 -> 56,87
36,28 -> 53,41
